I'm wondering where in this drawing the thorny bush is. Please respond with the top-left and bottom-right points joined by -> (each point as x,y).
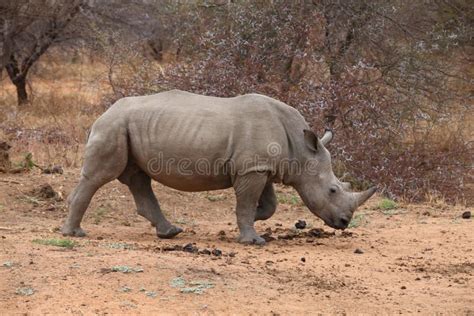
100,1 -> 473,204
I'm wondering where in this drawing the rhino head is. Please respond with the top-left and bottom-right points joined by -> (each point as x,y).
293,129 -> 376,230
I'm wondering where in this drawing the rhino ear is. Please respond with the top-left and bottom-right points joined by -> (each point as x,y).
303,129 -> 319,152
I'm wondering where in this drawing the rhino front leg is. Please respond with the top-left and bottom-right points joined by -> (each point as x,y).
233,172 -> 268,245
120,168 -> 182,239
255,182 -> 277,221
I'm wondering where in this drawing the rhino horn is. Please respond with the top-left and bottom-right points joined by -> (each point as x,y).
320,129 -> 333,146
354,187 -> 377,206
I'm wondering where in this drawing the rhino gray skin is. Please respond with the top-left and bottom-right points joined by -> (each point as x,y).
62,90 -> 376,244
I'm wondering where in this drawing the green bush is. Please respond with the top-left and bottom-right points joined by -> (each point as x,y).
377,198 -> 398,210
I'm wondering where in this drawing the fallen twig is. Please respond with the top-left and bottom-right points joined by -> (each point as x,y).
0,179 -> 21,185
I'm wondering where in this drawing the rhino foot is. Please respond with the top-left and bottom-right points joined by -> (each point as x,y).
61,226 -> 86,237
238,234 -> 266,245
156,225 -> 183,239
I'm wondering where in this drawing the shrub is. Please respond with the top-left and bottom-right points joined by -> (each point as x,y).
377,199 -> 398,211
98,0 -> 473,205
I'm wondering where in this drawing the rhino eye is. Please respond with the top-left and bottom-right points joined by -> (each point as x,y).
329,187 -> 337,194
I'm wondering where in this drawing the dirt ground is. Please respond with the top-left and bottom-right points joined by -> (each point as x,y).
0,169 -> 472,315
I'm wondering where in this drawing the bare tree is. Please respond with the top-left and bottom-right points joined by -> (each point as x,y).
0,0 -> 85,105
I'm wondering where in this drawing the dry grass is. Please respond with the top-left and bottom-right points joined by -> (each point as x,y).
0,53 -> 472,205
0,54 -> 111,167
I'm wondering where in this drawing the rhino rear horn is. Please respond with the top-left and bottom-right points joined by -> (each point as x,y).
320,129 -> 333,146
341,181 -> 351,190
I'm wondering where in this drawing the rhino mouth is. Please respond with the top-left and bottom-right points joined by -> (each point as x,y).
327,220 -> 349,230
318,212 -> 350,230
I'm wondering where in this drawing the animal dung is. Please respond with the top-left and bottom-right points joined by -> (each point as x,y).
295,220 -> 307,229
198,249 -> 211,255
211,249 -> 222,257
42,165 -> 64,174
183,243 -> 198,253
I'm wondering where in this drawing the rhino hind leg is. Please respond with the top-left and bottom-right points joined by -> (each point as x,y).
118,164 -> 182,239
62,176 -> 102,237
255,182 -> 277,221
233,172 -> 268,245
62,130 -> 128,237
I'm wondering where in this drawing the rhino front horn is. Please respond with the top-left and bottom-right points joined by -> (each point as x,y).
355,187 -> 377,206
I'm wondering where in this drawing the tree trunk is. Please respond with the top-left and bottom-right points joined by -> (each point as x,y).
14,76 -> 28,106
5,56 -> 29,106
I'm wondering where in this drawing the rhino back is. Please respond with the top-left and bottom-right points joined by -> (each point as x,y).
103,90 -> 307,190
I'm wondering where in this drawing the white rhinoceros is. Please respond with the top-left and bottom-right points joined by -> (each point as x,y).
62,90 -> 375,244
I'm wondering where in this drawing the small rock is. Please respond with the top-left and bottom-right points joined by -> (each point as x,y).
119,286 -> 132,293
401,285 -> 407,290
354,248 -> 364,254
2,261 -> 13,268
16,287 -> 34,296
295,220 -> 307,229
146,291 -> 158,298
461,211 -> 471,219
111,266 -> 143,273
228,251 -> 236,257
301,257 -> 306,263
211,249 -> 222,257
